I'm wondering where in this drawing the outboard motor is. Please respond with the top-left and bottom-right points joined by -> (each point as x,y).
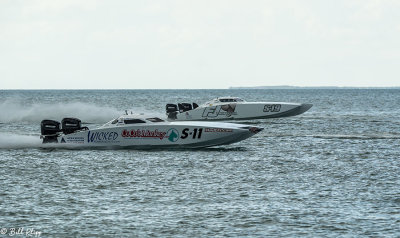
166,104 -> 178,113
41,120 -> 61,143
166,104 -> 178,120
61,118 -> 82,134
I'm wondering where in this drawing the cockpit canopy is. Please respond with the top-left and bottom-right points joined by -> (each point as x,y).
205,97 -> 245,105
104,115 -> 165,127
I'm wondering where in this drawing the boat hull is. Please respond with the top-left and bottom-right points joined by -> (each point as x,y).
50,122 -> 262,149
170,102 -> 312,121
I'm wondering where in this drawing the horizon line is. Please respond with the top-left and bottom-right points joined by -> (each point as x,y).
1,86 -> 400,90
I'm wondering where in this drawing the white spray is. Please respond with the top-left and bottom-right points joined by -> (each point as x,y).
0,99 -> 122,123
0,133 -> 42,149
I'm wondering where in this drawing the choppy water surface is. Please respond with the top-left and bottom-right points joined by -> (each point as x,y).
0,89 -> 399,237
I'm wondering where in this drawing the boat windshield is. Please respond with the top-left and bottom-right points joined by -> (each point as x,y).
124,119 -> 146,124
218,97 -> 244,102
202,97 -> 244,105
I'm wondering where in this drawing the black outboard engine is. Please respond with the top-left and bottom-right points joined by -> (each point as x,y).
166,104 -> 178,113
166,104 -> 178,120
41,120 -> 61,143
61,117 -> 83,134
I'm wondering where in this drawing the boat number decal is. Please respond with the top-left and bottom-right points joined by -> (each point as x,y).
181,128 -> 203,139
167,128 -> 180,142
88,131 -> 119,143
263,104 -> 281,112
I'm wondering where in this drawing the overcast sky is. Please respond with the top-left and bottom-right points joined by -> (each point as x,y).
1,0 -> 399,89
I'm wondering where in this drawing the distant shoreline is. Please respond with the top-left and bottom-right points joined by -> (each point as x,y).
229,86 -> 400,89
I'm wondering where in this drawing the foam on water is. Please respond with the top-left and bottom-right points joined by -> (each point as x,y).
0,133 -> 113,150
0,133 -> 42,149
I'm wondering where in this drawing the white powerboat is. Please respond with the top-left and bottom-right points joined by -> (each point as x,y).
40,115 -> 263,149
166,97 -> 313,121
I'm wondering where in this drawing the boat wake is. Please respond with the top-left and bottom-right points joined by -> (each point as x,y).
0,133 -> 110,150
0,133 -> 42,149
0,100 -> 121,124
263,133 -> 400,140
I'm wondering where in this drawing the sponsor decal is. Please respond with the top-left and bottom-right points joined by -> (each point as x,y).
221,104 -> 236,117
122,129 -> 166,140
202,106 -> 218,118
166,128 -> 179,142
202,104 -> 237,118
88,131 -> 119,143
205,128 -> 233,133
62,137 -> 84,143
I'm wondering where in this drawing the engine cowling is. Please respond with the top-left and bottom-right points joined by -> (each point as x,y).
41,120 -> 61,143
61,117 -> 82,135
41,120 -> 61,135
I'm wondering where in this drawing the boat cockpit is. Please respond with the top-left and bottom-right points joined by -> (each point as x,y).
102,116 -> 166,128
204,97 -> 245,105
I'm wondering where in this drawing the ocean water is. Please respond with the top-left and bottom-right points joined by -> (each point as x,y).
0,89 -> 399,237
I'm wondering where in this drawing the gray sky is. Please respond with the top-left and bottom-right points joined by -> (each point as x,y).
1,0 -> 399,89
